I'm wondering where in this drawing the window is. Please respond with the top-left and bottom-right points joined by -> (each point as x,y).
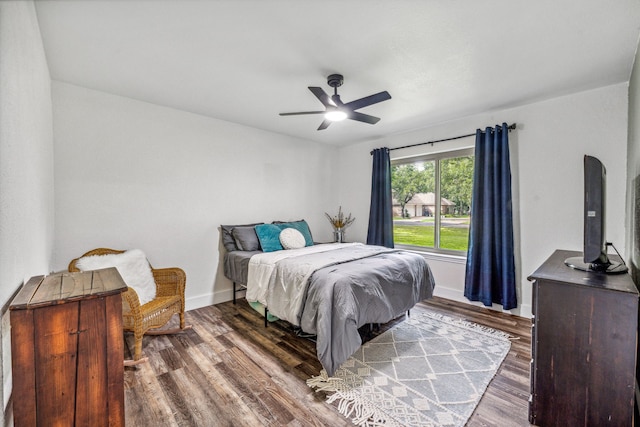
391,148 -> 474,255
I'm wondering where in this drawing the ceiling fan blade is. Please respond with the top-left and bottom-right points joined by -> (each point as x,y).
348,111 -> 381,125
308,87 -> 333,107
344,91 -> 391,111
279,111 -> 325,116
317,119 -> 331,130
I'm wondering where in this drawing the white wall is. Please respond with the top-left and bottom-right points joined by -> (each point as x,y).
0,0 -> 54,419
627,37 -> 640,284
52,82 -> 339,310
338,83 -> 630,318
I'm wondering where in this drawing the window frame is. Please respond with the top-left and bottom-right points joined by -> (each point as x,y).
391,147 -> 474,256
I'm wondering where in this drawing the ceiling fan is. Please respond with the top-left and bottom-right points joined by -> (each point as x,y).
279,74 -> 391,130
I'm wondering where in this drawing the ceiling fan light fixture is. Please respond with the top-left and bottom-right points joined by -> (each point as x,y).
325,109 -> 347,121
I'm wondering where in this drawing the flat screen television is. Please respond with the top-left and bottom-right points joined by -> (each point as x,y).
565,155 -> 627,274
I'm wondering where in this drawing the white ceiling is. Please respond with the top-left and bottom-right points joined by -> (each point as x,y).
35,0 -> 640,146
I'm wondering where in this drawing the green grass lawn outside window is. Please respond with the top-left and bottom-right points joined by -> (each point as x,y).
393,224 -> 470,251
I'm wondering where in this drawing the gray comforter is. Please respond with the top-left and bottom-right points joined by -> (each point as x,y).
298,249 -> 435,376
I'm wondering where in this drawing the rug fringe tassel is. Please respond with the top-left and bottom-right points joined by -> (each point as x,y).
307,371 -> 407,427
422,312 -> 512,340
306,372 -> 344,393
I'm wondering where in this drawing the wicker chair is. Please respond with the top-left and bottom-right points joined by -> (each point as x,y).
68,248 -> 190,366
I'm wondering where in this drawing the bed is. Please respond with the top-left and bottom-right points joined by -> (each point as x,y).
221,220 -> 435,376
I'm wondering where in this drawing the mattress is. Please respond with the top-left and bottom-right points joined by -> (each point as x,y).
223,250 -> 260,285
224,250 -> 279,322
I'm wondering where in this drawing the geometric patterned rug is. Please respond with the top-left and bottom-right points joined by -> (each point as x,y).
307,311 -> 512,427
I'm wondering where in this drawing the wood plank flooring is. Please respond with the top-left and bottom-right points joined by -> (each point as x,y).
123,296 -> 532,426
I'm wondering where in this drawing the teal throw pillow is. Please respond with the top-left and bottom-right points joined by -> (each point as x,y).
255,224 -> 284,252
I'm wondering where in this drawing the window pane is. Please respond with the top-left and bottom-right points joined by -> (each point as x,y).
439,155 -> 473,251
391,161 -> 435,248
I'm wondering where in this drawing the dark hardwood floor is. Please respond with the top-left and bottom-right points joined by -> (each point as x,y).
123,296 -> 532,426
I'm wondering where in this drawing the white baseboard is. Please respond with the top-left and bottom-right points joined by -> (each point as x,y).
185,288 -> 242,312
185,293 -> 215,312
434,285 -> 532,319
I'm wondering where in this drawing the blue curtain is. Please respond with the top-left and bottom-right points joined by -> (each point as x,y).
367,148 -> 394,248
464,123 -> 517,310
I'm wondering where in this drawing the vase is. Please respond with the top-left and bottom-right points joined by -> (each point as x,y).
333,229 -> 345,243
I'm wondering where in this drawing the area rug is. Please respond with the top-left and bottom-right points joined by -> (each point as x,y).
307,311 -> 512,427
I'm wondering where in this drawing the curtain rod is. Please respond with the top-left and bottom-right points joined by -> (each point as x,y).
372,123 -> 517,154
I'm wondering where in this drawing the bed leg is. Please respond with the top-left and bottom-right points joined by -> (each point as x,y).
407,309 -> 410,318
233,282 -> 237,304
265,307 -> 268,328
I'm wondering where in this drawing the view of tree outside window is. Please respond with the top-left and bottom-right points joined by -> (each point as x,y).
391,149 -> 474,254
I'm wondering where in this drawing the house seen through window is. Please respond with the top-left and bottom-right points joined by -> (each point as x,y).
391,148 -> 474,254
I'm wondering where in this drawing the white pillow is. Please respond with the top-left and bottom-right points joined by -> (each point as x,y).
279,228 -> 306,249
76,249 -> 156,305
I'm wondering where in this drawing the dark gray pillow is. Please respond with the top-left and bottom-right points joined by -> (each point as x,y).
232,226 -> 261,251
220,223 -> 263,252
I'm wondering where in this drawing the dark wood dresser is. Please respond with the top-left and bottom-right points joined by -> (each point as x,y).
10,268 -> 127,427
528,249 -> 638,426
